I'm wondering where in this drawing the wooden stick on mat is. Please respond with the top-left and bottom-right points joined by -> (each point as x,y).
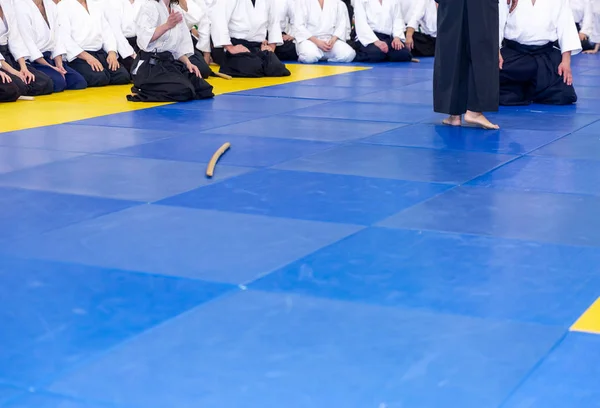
206,142 -> 231,178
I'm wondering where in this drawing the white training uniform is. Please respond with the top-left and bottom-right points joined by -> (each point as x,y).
186,0 -> 211,53
103,0 -> 142,59
571,0 -> 588,24
210,0 -> 283,48
14,0 -> 65,62
135,0 -> 194,59
353,0 -> 405,46
0,0 -> 30,62
406,0 -> 437,38
277,0 -> 295,36
581,0 -> 600,43
293,0 -> 356,63
499,0 -> 581,55
56,0 -> 118,62
398,0 -> 415,26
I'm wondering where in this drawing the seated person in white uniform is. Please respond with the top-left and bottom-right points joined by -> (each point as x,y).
294,0 -> 356,63
0,52 -> 20,101
275,0 -> 298,61
580,0 -> 600,54
128,0 -> 214,102
103,0 -> 142,73
353,0 -> 411,62
16,0 -> 87,92
499,0 -> 580,106
405,0 -> 437,57
176,0 -> 213,79
211,0 -> 290,78
0,0 -> 54,96
57,0 -> 131,87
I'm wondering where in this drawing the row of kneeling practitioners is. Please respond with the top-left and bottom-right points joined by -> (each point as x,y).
0,0 -> 599,104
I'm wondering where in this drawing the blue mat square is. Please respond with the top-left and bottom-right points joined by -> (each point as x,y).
45,291 -> 564,408
235,84 -> 374,100
108,134 -> 334,168
0,256 -> 233,385
2,392 -> 123,408
0,384 -> 22,406
531,131 -> 600,160
159,94 -> 327,114
463,112 -> 600,131
73,107 -> 266,132
0,125 -> 173,154
0,205 -> 362,284
379,186 -> 600,247
289,101 -> 439,123
158,169 -> 451,225
468,156 -> 600,196
0,147 -> 81,176
503,333 -> 600,408
347,89 -> 434,105
359,124 -> 565,154
0,187 -> 137,243
252,227 -> 600,326
203,115 -> 404,142
275,144 -> 515,183
0,155 -> 251,202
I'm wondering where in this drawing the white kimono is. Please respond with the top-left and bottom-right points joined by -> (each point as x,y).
406,0 -> 437,38
179,0 -> 211,54
56,0 -> 118,62
0,0 -> 30,61
571,0 -> 588,24
135,0 -> 194,60
499,0 -> 581,55
277,0 -> 296,36
581,0 -> 600,43
398,0 -> 414,25
293,0 -> 356,63
103,0 -> 142,59
15,0 -> 65,62
210,0 -> 283,48
354,0 -> 405,46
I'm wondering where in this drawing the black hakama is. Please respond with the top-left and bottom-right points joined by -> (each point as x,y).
411,32 -> 436,57
433,0 -> 499,115
0,45 -> 54,97
275,34 -> 299,61
354,32 -> 412,62
120,36 -> 140,73
0,80 -> 20,102
219,38 -> 291,78
68,50 -> 131,88
127,51 -> 214,102
499,40 -> 577,106
190,36 -> 214,79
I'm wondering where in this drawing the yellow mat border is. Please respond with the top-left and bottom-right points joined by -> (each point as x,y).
0,64 -> 369,133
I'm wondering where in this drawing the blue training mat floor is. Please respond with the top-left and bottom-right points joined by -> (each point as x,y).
1,57 -> 600,408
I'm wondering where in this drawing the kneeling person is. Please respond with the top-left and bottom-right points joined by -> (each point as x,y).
211,0 -> 290,78
354,0 -> 411,62
499,0 -> 579,105
0,54 -> 20,102
57,0 -> 131,87
128,0 -> 214,102
294,0 -> 356,63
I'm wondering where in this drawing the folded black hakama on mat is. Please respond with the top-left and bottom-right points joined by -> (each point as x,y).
219,38 -> 291,78
500,40 -> 577,106
354,32 -> 412,62
127,51 -> 214,102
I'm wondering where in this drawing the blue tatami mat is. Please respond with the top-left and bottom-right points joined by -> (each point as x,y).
2,55 -> 600,408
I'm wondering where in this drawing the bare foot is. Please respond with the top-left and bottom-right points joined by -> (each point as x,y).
442,115 -> 462,126
464,111 -> 499,130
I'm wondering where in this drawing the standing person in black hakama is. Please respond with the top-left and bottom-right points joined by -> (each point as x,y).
433,0 -> 518,130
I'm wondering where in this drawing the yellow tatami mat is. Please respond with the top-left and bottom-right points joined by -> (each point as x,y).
0,64 -> 368,133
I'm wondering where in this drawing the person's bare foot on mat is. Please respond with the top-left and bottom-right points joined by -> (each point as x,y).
442,115 -> 462,126
464,111 -> 499,130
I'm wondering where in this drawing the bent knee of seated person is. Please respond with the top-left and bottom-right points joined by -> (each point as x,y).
297,41 -> 322,63
327,41 -> 356,62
